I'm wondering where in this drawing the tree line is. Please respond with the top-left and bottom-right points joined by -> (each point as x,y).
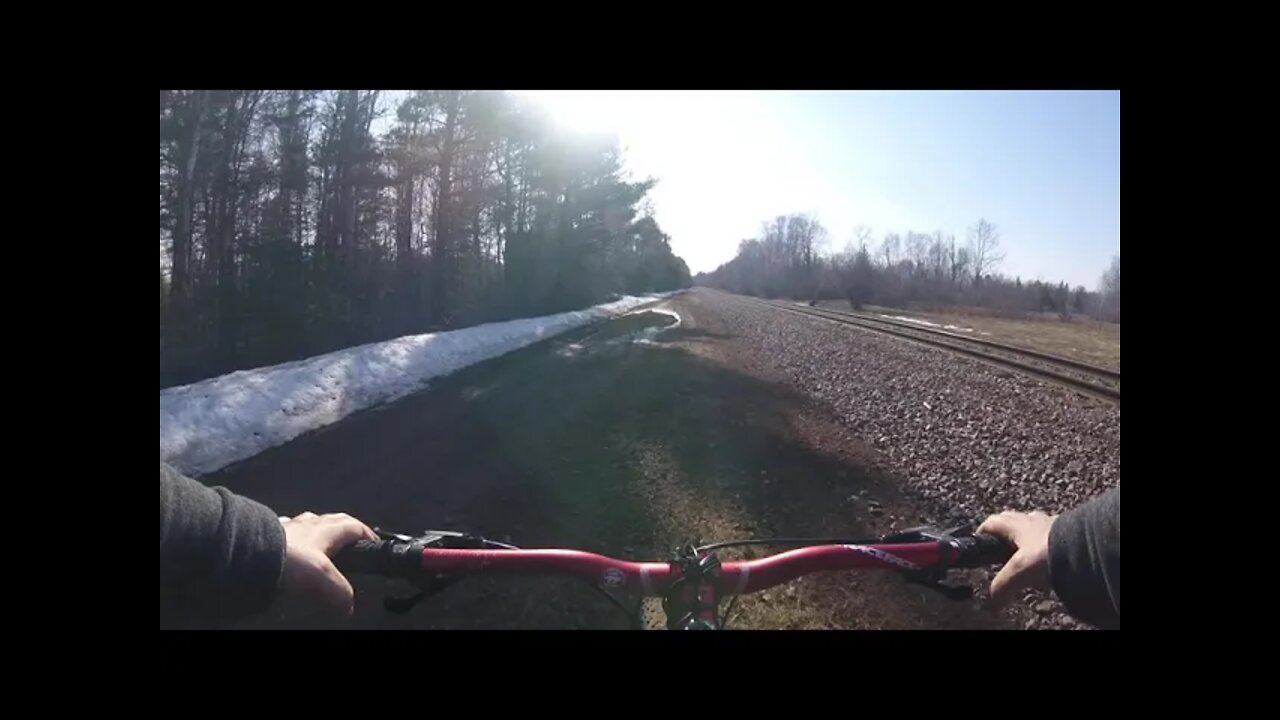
696,214 -> 1120,323
159,90 -> 691,388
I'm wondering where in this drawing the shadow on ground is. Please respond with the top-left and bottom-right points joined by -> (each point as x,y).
212,311 -> 1010,630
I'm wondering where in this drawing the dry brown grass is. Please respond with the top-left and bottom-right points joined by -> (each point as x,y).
816,301 -> 1120,369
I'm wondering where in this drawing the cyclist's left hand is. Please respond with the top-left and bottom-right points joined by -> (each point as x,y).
277,512 -> 378,619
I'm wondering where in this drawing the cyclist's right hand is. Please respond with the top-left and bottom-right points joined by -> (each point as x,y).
977,511 -> 1057,608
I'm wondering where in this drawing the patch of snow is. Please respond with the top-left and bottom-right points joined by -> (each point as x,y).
628,307 -> 682,345
879,314 -> 976,333
160,292 -> 680,476
880,314 -> 943,328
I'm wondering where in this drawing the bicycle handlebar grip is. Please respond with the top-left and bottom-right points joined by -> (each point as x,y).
333,539 -> 396,576
966,533 -> 1015,567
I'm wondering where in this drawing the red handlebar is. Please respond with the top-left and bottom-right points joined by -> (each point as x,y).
417,542 -> 956,596
332,529 -> 1011,627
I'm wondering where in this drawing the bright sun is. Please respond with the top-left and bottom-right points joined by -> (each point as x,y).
511,90 -> 632,134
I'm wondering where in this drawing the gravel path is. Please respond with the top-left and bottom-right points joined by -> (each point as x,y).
697,290 -> 1120,629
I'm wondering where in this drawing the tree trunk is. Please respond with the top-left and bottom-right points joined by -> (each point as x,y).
212,90 -> 261,371
431,91 -> 459,325
395,166 -> 416,330
171,91 -> 206,314
210,93 -> 239,370
337,90 -> 359,280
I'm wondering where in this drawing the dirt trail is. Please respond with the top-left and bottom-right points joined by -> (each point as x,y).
213,292 -> 1012,629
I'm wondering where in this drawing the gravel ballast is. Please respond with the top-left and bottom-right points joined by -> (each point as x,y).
698,291 -> 1120,629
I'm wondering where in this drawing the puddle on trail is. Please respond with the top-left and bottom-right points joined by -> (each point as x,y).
558,309 -> 680,357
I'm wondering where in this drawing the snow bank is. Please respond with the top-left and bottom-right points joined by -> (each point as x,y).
160,292 -> 679,476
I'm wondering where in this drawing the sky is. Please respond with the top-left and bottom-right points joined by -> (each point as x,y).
510,90 -> 1119,289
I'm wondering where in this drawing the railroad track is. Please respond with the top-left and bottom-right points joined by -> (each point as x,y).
749,297 -> 1120,405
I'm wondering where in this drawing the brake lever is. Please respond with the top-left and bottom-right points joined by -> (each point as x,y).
374,527 -> 488,548
901,572 -> 974,601
369,528 -> 489,614
880,522 -> 975,545
385,576 -> 463,614
881,523 -> 980,601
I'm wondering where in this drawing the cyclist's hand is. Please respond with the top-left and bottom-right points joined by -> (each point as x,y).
277,512 -> 377,619
977,510 -> 1057,608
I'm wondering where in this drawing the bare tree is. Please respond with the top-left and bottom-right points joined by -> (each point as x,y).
1100,255 -> 1120,297
906,232 -> 931,279
968,218 -> 1005,284
700,214 -> 1099,326
879,232 -> 899,268
948,236 -> 971,287
1097,254 -> 1120,322
785,214 -> 822,270
852,225 -> 873,251
929,231 -> 948,281
808,217 -> 830,266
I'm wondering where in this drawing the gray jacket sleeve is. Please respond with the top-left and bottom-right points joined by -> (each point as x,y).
1048,485 -> 1120,629
159,462 -> 286,628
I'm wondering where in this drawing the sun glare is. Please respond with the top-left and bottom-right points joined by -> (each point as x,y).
512,90 -> 627,135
